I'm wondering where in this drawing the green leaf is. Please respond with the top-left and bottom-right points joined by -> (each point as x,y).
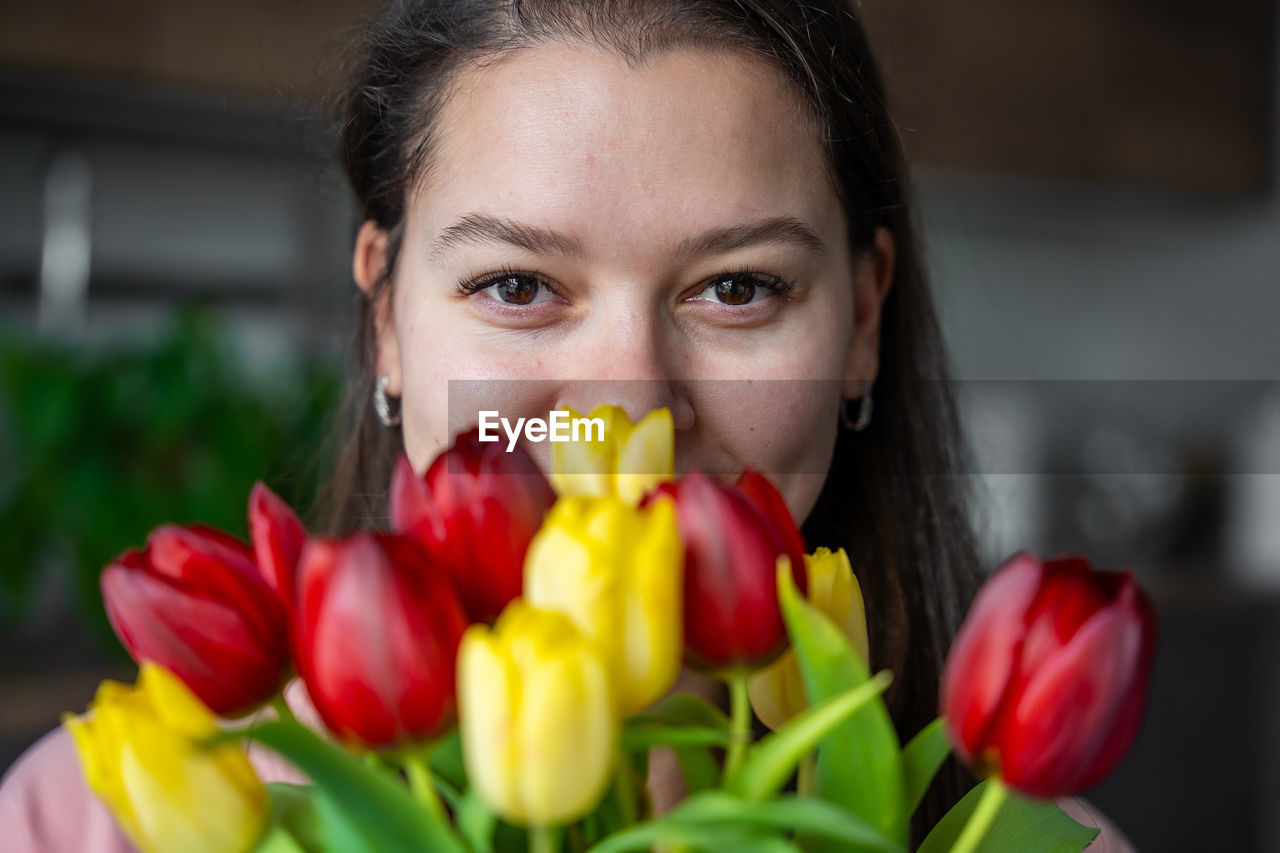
310,794 -> 383,853
630,692 -> 731,730
588,790 -> 903,853
777,564 -> 907,845
725,672 -> 892,802
455,790 -> 497,853
235,720 -> 467,853
671,792 -> 903,852
722,839 -> 803,853
260,784 -> 326,852
587,821 -> 791,853
424,769 -> 493,852
673,746 -> 721,796
917,780 -> 1100,853
429,730 -> 468,793
901,718 -> 951,816
255,825 -> 309,853
621,724 -> 731,751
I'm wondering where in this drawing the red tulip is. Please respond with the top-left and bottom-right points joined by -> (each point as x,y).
101,524 -> 289,716
248,482 -> 307,620
294,532 -> 469,748
940,551 -> 1158,797
735,470 -> 809,565
645,470 -> 807,672
390,427 -> 556,622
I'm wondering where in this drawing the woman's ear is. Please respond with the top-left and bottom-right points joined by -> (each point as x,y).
353,220 -> 403,396
842,226 -> 895,398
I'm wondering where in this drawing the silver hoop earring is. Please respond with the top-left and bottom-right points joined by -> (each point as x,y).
840,388 -> 874,432
374,374 -> 401,427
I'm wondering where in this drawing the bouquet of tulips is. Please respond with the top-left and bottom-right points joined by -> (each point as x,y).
63,405 -> 1158,853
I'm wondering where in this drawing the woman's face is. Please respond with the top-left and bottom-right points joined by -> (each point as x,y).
355,42 -> 893,525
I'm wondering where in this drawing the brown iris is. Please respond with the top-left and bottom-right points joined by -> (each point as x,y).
714,276 -> 756,306
495,276 -> 539,305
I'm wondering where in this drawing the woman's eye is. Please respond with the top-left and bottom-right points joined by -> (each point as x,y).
694,272 -> 795,307
456,272 -> 558,306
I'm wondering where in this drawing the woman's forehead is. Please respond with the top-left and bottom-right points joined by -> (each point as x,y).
413,42 -> 835,256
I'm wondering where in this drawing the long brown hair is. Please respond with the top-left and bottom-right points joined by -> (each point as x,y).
322,0 -> 983,842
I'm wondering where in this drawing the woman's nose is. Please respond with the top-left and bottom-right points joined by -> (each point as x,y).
553,304 -> 694,431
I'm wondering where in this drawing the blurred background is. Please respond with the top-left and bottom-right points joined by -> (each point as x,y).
1,1 -> 1277,849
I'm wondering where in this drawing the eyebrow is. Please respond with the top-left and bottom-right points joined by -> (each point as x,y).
429,212 -> 826,262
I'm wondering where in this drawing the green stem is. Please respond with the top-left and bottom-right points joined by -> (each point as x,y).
797,752 -> 817,796
402,751 -> 445,821
614,756 -> 637,825
566,824 -> 587,853
724,675 -> 751,782
270,694 -> 298,726
530,825 -> 558,853
949,778 -> 1008,853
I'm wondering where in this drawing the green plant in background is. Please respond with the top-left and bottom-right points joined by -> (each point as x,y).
0,307 -> 341,654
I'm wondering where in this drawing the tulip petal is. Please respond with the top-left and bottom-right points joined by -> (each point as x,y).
1016,557 -> 1111,674
65,711 -> 132,831
526,495 -> 682,715
940,551 -> 1044,762
808,548 -> 869,667
663,473 -> 794,670
395,436 -> 552,623
997,577 -> 1156,796
616,408 -> 674,505
304,536 -> 403,744
550,406 -> 613,497
458,627 -> 520,821
460,604 -> 617,826
64,665 -> 267,853
295,533 -> 466,747
736,470 -> 808,589
102,565 -> 285,716
119,716 -> 266,853
248,482 -> 307,616
621,497 -> 684,712
748,650 -> 809,731
518,649 -> 614,825
144,525 -> 285,656
390,454 -> 441,542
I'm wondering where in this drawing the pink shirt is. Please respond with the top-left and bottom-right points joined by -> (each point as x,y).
0,678 -> 1137,851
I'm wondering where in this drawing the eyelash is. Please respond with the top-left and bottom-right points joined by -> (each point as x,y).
454,264 -> 548,298
454,264 -> 797,305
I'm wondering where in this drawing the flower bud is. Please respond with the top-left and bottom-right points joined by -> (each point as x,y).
525,494 -> 683,715
748,547 -> 868,729
294,532 -> 469,748
391,427 -> 555,622
940,551 -> 1158,797
63,663 -> 268,853
549,404 -> 674,505
645,470 -> 807,672
102,524 -> 288,716
247,482 -> 307,621
458,601 -> 616,826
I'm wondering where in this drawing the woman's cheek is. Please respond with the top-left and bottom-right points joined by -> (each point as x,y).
396,312 -> 474,468
693,375 -> 837,508
400,365 -> 452,470
400,333 -> 565,472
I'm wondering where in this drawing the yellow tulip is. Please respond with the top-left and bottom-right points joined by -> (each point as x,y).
549,404 -> 674,505
457,600 -> 616,826
748,547 -> 870,730
525,494 -> 683,716
62,662 -> 268,853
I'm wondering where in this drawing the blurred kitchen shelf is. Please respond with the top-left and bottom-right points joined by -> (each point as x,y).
0,69 -> 357,340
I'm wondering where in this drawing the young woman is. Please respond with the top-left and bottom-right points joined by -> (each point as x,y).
0,1 -> 1135,849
